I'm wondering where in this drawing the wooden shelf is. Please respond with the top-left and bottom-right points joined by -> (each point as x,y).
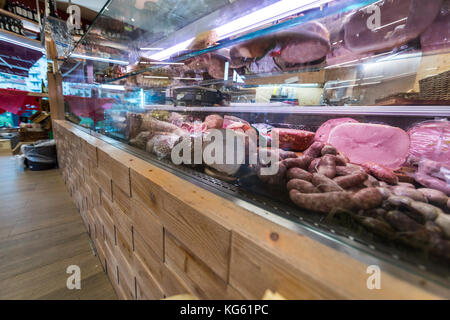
28,92 -> 48,98
0,28 -> 42,48
0,8 -> 39,28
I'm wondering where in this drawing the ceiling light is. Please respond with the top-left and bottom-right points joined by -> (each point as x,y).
143,76 -> 169,79
100,84 -> 125,90
71,54 -> 129,65
149,0 -> 333,61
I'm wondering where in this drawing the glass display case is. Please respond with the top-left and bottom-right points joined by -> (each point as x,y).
60,0 -> 450,288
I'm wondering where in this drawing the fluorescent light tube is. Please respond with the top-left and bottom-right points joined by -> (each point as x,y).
139,61 -> 184,65
140,48 -> 164,51
0,35 -> 44,52
149,0 -> 332,61
71,53 -> 129,65
173,77 -> 203,81
143,76 -> 169,79
100,84 -> 126,90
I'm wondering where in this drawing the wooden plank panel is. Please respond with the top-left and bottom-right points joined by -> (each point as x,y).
165,233 -> 243,300
112,203 -> 133,243
162,194 -> 231,282
97,148 -> 115,179
130,169 -> 165,219
115,245 -> 135,300
92,167 -> 112,200
116,227 -> 133,269
112,182 -> 131,219
229,232 -> 338,300
82,140 -> 98,166
131,197 -> 163,261
111,158 -> 131,197
134,254 -> 165,300
133,229 -> 191,298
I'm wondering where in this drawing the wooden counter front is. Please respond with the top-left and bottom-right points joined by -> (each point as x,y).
53,120 -> 449,300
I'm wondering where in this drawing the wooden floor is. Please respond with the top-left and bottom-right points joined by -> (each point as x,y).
0,152 -> 117,300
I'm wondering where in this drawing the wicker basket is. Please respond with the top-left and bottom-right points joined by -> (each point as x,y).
419,70 -> 450,100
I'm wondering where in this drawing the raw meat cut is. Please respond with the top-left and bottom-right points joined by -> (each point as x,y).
344,0 -> 442,54
328,123 -> 410,170
204,114 -> 224,130
271,128 -> 315,152
408,120 -> 450,166
315,118 -> 359,143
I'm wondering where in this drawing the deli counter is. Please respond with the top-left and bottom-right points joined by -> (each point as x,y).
53,0 -> 450,299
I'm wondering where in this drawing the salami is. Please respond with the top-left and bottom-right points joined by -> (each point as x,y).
271,128 -> 315,152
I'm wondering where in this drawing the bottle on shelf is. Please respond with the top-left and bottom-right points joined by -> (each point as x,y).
41,80 -> 47,94
0,16 -> 5,31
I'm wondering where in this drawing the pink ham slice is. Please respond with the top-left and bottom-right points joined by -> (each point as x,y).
315,118 -> 359,143
408,120 -> 450,166
344,0 -> 442,54
328,123 -> 410,170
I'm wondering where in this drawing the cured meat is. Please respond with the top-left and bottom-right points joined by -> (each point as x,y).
271,128 -> 315,152
408,120 -> 450,166
421,1 -> 450,53
328,123 -> 410,170
249,52 -> 280,74
230,36 -> 275,68
276,22 -> 330,65
315,118 -> 359,143
189,30 -> 218,50
344,0 -> 442,54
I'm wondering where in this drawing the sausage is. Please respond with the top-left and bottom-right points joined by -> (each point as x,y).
398,182 -> 415,189
357,217 -> 395,238
312,173 -> 344,192
287,179 -> 320,193
317,154 -> 336,179
385,210 -> 423,232
258,148 -> 298,161
425,221 -> 444,238
335,165 -> 363,176
334,172 -> 368,189
409,201 -> 442,222
418,188 -> 449,208
308,158 -> 321,173
303,142 -> 324,158
362,163 -> 399,185
361,208 -> 387,219
289,189 -> 355,213
286,167 -> 313,181
321,145 -> 337,156
391,186 -> 428,203
352,188 -> 383,210
435,214 -> 450,238
335,154 -> 348,166
377,187 -> 392,200
257,161 -> 286,186
283,155 -> 313,169
431,238 -> 450,261
385,195 -> 413,209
